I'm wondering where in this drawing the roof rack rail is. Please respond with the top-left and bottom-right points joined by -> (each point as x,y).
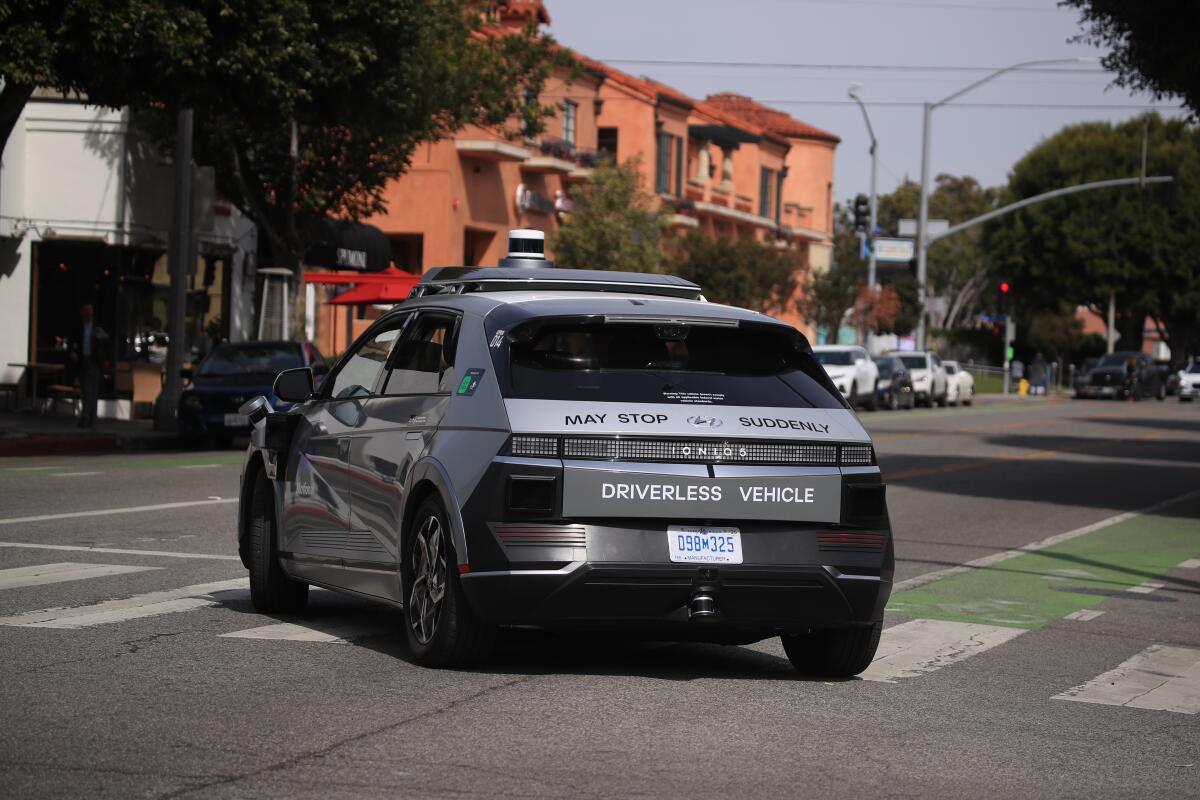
409,267 -> 704,301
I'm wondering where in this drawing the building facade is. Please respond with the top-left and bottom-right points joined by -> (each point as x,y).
0,96 -> 259,417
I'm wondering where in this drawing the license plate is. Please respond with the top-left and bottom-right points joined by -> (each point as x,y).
223,413 -> 250,428
667,526 -> 742,564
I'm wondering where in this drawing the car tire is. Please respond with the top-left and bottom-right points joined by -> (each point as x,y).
848,384 -> 858,410
1157,385 -> 1166,401
404,496 -> 494,668
781,620 -> 883,678
887,390 -> 899,411
936,390 -> 948,408
247,470 -> 308,614
864,381 -> 879,412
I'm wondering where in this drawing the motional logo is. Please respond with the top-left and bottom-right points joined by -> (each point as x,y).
686,415 -> 723,429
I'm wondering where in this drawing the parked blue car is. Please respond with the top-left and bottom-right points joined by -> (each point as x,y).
179,341 -> 328,446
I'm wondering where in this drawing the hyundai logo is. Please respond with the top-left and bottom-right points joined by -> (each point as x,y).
687,415 -> 722,429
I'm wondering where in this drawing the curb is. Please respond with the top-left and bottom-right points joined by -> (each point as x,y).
0,432 -> 184,458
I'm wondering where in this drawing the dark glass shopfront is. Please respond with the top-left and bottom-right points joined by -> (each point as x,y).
32,240 -> 231,401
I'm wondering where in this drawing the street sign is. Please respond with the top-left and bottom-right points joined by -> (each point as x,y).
898,218 -> 949,237
874,237 -> 915,263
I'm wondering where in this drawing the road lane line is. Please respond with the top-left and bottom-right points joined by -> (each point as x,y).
1063,609 -> 1105,622
181,464 -> 222,469
50,472 -> 101,478
860,618 -> 1025,683
0,562 -> 159,590
221,619 -> 395,643
1126,581 -> 1165,595
0,578 -> 248,628
893,488 -> 1200,592
0,498 -> 237,526
1053,645 -> 1200,714
1,466 -> 55,472
0,542 -> 238,561
1179,559 -> 1200,569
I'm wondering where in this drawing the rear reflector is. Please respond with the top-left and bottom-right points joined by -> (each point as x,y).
495,524 -> 586,547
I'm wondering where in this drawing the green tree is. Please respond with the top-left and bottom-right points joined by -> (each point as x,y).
877,175 -> 1000,332
0,0 -> 207,155
550,157 -> 662,273
1064,1 -> 1200,117
983,113 -> 1200,361
669,233 -> 803,314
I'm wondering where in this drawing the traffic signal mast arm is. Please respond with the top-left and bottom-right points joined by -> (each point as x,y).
927,175 -> 1174,246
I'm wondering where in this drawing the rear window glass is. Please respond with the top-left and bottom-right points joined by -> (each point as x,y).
500,321 -> 845,408
198,344 -> 302,376
874,359 -> 894,377
898,355 -> 927,369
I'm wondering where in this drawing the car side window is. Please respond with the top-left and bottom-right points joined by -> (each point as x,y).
327,320 -> 408,399
381,312 -> 460,396
932,355 -> 942,367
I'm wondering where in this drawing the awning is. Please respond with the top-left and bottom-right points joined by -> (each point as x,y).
326,273 -> 421,305
305,219 -> 392,273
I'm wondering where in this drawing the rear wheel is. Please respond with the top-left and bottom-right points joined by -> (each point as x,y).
247,470 -> 308,613
782,620 -> 883,678
847,384 -> 859,410
863,380 -> 879,411
404,496 -> 494,667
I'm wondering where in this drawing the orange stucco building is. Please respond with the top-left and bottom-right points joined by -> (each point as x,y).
317,0 -> 838,353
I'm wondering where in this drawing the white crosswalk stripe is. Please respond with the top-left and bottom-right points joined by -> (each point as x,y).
0,562 -> 158,590
1053,645 -> 1200,714
860,618 -> 1026,683
221,618 -> 395,643
0,578 -> 248,629
1063,609 -> 1105,622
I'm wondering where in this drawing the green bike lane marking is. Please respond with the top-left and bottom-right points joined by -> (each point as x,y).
0,452 -> 243,473
888,502 -> 1200,630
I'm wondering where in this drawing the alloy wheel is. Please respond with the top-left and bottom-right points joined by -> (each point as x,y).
408,514 -> 448,645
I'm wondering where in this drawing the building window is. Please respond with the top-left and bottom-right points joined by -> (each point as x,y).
598,127 -> 618,157
674,136 -> 684,197
760,167 -> 774,218
522,89 -> 537,137
563,101 -> 577,148
655,131 -> 672,194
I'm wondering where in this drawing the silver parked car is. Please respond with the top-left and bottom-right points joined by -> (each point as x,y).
236,233 -> 893,676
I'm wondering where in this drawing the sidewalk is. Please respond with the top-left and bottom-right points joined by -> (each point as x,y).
0,411 -> 181,457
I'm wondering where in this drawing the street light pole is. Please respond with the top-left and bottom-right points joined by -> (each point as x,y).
848,85 -> 878,292
914,57 -> 1099,351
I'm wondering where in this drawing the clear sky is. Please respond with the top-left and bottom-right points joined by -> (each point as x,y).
546,0 -> 1185,218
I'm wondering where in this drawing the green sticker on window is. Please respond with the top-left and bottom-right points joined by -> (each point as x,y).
457,368 -> 485,396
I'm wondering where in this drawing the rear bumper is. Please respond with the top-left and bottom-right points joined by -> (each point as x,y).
460,560 -> 891,636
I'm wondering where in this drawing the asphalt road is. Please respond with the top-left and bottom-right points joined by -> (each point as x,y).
1,396 -> 1198,798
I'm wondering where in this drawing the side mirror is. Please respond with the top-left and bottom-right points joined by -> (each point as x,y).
273,367 -> 314,403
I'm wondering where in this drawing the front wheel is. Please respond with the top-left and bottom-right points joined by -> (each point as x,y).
404,497 -> 494,667
782,620 -> 883,678
247,471 -> 308,613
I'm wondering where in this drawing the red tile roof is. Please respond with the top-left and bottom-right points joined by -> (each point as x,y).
705,93 -> 840,144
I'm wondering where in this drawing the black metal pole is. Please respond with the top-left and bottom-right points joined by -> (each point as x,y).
154,108 -> 194,432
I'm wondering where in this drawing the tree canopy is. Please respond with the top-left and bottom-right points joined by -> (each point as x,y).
1063,0 -> 1200,118
550,157 -> 663,274
983,113 -> 1200,361
669,232 -> 803,315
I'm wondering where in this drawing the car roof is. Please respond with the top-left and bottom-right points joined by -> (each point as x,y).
812,344 -> 858,350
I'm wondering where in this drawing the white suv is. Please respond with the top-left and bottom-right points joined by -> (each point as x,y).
812,345 -> 880,411
896,351 -> 948,407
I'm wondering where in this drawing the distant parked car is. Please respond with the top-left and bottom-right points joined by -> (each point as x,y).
179,341 -> 329,445
1154,362 -> 1181,396
1074,357 -> 1100,398
1076,351 -> 1164,400
812,345 -> 879,411
1178,360 -> 1200,402
872,355 -> 915,410
896,351 -> 948,407
943,361 -> 975,406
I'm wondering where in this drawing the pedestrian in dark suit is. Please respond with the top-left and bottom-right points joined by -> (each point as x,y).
73,302 -> 106,427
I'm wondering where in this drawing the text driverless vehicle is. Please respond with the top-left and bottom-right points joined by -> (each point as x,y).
236,232 -> 892,677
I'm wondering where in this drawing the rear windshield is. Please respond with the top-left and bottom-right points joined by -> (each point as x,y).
945,363 -> 958,374
500,320 -> 845,408
1098,353 -> 1136,367
198,344 -> 302,376
813,350 -> 853,366
898,354 -> 927,369
873,359 -> 894,377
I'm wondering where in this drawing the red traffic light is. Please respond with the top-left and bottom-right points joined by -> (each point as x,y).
999,281 -> 1010,294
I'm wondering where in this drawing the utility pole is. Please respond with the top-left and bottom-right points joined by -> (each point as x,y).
154,108 -> 194,432
1106,292 -> 1116,354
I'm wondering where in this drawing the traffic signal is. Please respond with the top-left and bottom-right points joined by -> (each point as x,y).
853,194 -> 871,232
998,278 -> 1011,315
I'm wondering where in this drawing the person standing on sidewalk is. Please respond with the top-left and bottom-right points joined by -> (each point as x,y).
1030,353 -> 1046,396
72,302 -> 106,428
